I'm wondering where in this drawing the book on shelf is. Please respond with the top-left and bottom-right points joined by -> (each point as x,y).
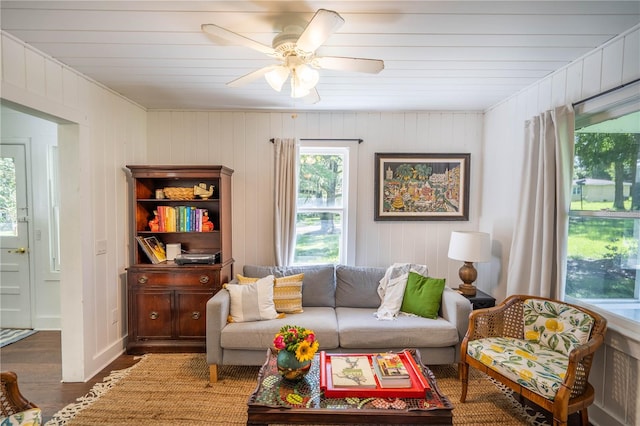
136,236 -> 166,263
152,205 -> 211,233
330,355 -> 377,388
136,236 -> 159,264
372,353 -> 412,388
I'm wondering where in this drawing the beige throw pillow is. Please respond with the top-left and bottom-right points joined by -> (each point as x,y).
237,273 -> 304,314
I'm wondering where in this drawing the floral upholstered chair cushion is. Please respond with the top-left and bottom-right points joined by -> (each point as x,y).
467,337 -> 569,400
522,298 -> 594,357
0,408 -> 42,426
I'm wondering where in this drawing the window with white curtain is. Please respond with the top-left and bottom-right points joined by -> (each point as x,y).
294,141 -> 358,265
566,81 -> 640,325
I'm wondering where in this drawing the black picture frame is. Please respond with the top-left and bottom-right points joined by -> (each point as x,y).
374,153 -> 470,221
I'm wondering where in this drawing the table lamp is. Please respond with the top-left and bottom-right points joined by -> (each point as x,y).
447,231 -> 491,296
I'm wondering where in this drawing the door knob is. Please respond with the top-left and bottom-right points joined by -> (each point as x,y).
12,248 -> 27,254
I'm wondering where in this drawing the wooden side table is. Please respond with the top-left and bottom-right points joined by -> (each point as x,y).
464,289 -> 496,310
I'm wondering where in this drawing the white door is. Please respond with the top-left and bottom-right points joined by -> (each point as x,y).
0,142 -> 32,328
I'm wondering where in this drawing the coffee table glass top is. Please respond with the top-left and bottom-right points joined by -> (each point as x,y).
248,349 -> 453,413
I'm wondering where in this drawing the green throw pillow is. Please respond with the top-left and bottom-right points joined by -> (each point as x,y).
400,272 -> 446,319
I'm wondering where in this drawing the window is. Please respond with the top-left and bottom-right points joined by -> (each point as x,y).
567,81 -> 640,325
294,141 -> 358,265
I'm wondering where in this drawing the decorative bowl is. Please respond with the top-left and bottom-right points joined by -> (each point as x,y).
163,187 -> 195,200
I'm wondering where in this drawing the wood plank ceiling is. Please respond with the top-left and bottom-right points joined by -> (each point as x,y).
1,1 -> 639,111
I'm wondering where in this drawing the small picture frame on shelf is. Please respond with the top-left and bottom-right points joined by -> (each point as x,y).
136,236 -> 166,264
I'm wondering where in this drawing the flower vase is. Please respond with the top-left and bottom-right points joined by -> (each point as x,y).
276,349 -> 312,381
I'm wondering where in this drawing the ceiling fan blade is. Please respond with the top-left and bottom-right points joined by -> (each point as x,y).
296,9 -> 345,54
202,24 -> 276,56
303,88 -> 321,104
314,56 -> 384,74
227,66 -> 277,87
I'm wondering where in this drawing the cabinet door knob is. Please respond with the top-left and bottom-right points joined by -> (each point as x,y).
199,275 -> 210,284
191,311 -> 201,320
138,276 -> 148,284
149,311 -> 159,320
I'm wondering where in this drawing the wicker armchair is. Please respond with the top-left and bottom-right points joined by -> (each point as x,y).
459,295 -> 607,426
1,371 -> 40,423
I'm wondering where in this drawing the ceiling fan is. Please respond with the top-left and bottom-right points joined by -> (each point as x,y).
202,9 -> 384,104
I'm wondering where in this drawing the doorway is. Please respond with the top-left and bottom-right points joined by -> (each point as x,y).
0,105 -> 60,330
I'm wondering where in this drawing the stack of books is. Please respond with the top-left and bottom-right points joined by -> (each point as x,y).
372,353 -> 412,388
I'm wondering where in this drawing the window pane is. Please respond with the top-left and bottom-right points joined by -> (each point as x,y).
0,157 -> 18,237
569,83 -> 640,325
566,216 -> 639,299
298,153 -> 343,208
294,212 -> 342,264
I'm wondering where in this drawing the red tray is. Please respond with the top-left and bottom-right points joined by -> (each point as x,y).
319,350 -> 431,398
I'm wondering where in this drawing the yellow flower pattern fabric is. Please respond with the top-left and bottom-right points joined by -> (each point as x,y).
523,299 -> 594,357
0,408 -> 42,426
467,337 -> 569,400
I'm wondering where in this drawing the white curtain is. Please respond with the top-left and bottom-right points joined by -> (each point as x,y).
274,138 -> 298,266
507,105 -> 575,298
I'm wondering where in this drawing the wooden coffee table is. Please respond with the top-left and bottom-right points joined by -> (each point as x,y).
246,349 -> 453,425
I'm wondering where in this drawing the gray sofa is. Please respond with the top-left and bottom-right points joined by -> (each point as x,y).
206,264 -> 472,382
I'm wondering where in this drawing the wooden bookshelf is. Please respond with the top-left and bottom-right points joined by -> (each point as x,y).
124,165 -> 233,353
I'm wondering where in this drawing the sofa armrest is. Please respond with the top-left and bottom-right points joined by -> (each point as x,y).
440,287 -> 472,359
206,289 -> 230,366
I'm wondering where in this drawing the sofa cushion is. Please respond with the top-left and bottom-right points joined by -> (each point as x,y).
220,307 -> 339,350
237,273 -> 304,314
225,276 -> 282,323
243,264 -> 336,307
400,273 -> 445,319
335,265 -> 385,308
336,307 -> 459,349
467,336 -> 569,401
523,298 -> 594,357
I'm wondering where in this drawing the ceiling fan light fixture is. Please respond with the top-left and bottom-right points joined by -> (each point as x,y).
265,66 -> 290,92
296,64 -> 320,89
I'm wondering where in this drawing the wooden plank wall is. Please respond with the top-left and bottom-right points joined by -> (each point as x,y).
146,110 -> 485,284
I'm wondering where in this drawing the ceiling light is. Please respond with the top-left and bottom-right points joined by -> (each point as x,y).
265,66 -> 290,92
290,65 -> 319,98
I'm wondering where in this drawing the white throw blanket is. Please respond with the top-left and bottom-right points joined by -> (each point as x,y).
374,263 -> 429,320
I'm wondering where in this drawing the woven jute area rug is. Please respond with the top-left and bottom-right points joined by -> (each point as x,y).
46,353 -> 551,426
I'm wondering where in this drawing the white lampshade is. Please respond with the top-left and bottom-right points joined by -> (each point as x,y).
265,66 -> 290,92
448,231 -> 491,263
290,65 -> 319,98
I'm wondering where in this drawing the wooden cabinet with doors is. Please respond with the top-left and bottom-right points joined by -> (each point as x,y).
125,165 -> 233,354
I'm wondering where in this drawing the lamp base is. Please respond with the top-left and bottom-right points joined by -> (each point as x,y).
458,283 -> 477,296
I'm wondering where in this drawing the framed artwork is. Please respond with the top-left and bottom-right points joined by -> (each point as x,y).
374,153 -> 470,221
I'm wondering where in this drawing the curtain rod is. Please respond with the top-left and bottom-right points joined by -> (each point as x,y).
270,138 -> 363,144
572,78 -> 640,107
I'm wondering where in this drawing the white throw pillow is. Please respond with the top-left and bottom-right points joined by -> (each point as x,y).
226,275 -> 281,322
375,263 -> 429,320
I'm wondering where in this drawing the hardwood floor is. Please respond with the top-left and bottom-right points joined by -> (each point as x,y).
0,331 -> 137,423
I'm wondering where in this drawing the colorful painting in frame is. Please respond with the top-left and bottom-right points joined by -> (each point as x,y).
374,153 -> 470,221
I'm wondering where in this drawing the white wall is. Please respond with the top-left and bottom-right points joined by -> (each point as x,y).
1,31 -> 147,382
482,24 -> 640,426
1,108 -> 60,329
146,111 -> 485,285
